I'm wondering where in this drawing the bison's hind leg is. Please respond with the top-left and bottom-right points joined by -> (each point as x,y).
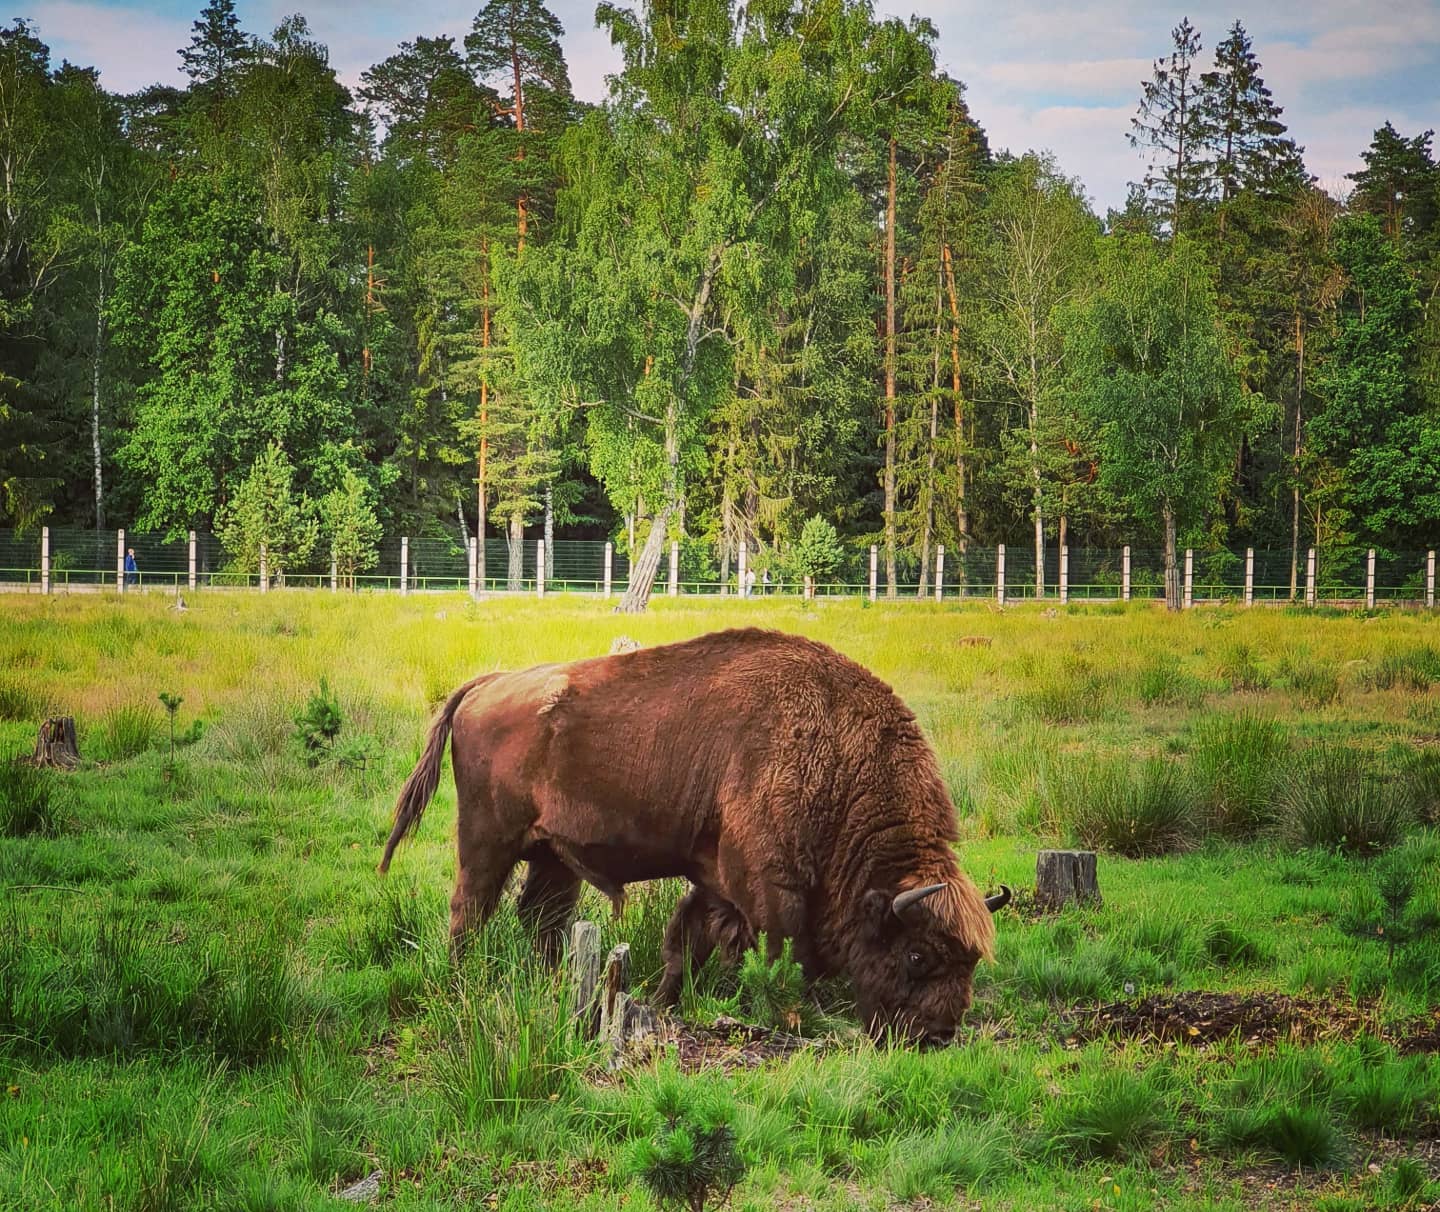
657,887 -> 752,1009
517,846 -> 583,965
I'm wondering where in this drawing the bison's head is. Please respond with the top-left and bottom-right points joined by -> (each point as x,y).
850,880 -> 1010,1045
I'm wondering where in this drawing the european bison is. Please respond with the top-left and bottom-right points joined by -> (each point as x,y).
380,628 -> 1009,1042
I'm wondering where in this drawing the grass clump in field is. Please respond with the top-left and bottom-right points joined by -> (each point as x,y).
1283,656 -> 1343,707
1362,645 -> 1440,691
1043,1062 -> 1173,1161
1218,643 -> 1270,692
92,698 -> 159,761
1063,754 -> 1193,856
1136,654 -> 1207,707
1189,712 -> 1290,837
0,759 -> 60,836
1277,745 -> 1411,854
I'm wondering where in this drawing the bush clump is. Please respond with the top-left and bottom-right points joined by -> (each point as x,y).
1189,712 -> 1290,836
1276,746 -> 1410,855
1064,755 -> 1193,856
627,1076 -> 745,1212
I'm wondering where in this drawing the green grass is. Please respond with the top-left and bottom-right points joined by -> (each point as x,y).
4,593 -> 1440,1210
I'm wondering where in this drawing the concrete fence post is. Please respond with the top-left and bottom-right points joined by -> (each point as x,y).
116,528 -> 125,594
1183,548 -> 1194,609
737,541 -> 747,599
603,542 -> 613,598
1244,547 -> 1254,607
668,541 -> 679,597
259,542 -> 268,594
1305,547 -> 1317,607
399,537 -> 408,596
537,540 -> 546,598
40,526 -> 50,595
468,537 -> 478,598
1059,546 -> 1069,605
330,554 -> 338,592
1428,551 -> 1435,609
869,545 -> 878,603
996,544 -> 1006,606
1122,545 -> 1131,602
1366,548 -> 1376,610
934,544 -> 945,602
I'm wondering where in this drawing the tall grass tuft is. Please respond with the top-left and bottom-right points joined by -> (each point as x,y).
1190,712 -> 1291,837
1211,1104 -> 1343,1168
1012,656 -> 1115,725
1283,657 -> 1341,708
432,957 -> 591,1127
1364,646 -> 1440,692
94,700 -> 159,762
201,930 -> 305,1065
1218,644 -> 1269,692
0,677 -> 44,721
884,1119 -> 1013,1200
0,759 -> 59,836
1045,1067 -> 1171,1161
1276,746 -> 1410,855
1064,755 -> 1193,856
1136,656 -> 1206,708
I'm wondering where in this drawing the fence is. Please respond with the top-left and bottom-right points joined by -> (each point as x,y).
1,528 -> 1436,608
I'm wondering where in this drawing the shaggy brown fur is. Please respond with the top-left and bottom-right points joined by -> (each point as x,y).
381,628 -> 1003,1041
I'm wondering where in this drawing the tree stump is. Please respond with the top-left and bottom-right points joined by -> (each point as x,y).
569,920 -> 603,1036
30,717 -> 80,770
1035,850 -> 1100,910
598,942 -> 664,1070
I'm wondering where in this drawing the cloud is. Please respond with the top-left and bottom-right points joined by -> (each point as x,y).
979,57 -> 1152,102
30,1 -> 189,91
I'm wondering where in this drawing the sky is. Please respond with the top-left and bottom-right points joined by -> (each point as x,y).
20,0 -> 1440,215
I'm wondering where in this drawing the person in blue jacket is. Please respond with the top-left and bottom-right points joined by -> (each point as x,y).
124,547 -> 138,587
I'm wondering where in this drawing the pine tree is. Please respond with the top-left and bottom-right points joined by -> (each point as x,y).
1130,18 -> 1209,235
1347,123 -> 1437,250
179,0 -> 250,96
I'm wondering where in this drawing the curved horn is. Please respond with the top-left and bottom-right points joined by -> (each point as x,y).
984,885 -> 1013,914
891,883 -> 946,917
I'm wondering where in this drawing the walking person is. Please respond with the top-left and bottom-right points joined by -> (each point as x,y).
743,567 -> 756,599
124,547 -> 138,588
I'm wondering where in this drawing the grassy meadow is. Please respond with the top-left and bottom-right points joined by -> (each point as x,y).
2,591 -> 1440,1210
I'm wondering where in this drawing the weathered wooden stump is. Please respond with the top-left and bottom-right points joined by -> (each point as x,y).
1035,850 -> 1101,910
569,920 -> 603,1036
568,924 -> 665,1069
30,717 -> 79,770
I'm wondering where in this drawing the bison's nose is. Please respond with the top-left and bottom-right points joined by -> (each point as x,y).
921,1027 -> 956,1049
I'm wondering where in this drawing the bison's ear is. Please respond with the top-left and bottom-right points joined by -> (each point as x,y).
861,889 -> 897,936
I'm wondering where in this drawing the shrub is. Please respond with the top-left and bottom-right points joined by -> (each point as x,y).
738,936 -> 807,1032
627,1077 -> 745,1212
294,677 -> 343,757
1218,644 -> 1269,692
790,516 -> 845,585
1065,755 -> 1193,856
0,760 -> 59,837
1276,746 -> 1410,855
94,700 -> 159,762
1189,712 -> 1290,837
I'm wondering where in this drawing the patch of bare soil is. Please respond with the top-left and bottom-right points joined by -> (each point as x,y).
1066,990 -> 1440,1054
671,1016 -> 820,1074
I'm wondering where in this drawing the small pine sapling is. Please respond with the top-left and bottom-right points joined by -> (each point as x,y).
157,691 -> 183,777
630,1077 -> 745,1212
738,934 -> 806,1032
294,678 -> 343,760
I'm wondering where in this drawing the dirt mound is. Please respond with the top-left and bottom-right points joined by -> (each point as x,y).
1067,990 -> 1440,1053
672,1017 -> 817,1073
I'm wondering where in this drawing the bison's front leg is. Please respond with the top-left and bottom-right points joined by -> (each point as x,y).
517,847 -> 582,965
657,886 -> 754,1008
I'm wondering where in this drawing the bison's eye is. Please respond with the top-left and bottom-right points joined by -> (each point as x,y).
906,950 -> 928,977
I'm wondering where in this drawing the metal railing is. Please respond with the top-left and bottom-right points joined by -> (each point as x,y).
2,529 -> 1435,608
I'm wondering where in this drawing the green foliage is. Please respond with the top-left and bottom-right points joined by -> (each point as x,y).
1212,1103 -> 1344,1168
216,443 -> 319,581
1064,755 -> 1193,856
293,677 -> 342,756
627,1076 -> 745,1212
1189,711 -> 1289,836
1217,643 -> 1269,691
1044,1066 -> 1171,1161
0,759 -> 59,836
94,700 -> 159,762
737,936 -> 807,1033
319,469 -> 382,587
789,516 -> 845,584
1277,746 -> 1411,854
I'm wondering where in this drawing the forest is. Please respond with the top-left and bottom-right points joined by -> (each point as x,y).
1,1 -> 1437,609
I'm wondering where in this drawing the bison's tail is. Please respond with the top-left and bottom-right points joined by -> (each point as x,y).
378,675 -> 492,874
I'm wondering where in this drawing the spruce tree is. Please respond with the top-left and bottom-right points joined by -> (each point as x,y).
179,0 -> 249,95
1129,17 -> 1209,234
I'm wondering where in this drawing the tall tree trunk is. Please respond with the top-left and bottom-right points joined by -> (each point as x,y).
543,483 -> 554,580
1163,503 -> 1180,611
455,496 -> 468,551
507,513 -> 524,591
91,272 -> 105,530
511,41 -> 528,251
1058,512 -> 1068,559
1289,314 -> 1304,600
941,243 -> 966,558
883,133 -> 898,599
1031,395 -> 1044,600
477,241 -> 491,593
617,253 -> 719,613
